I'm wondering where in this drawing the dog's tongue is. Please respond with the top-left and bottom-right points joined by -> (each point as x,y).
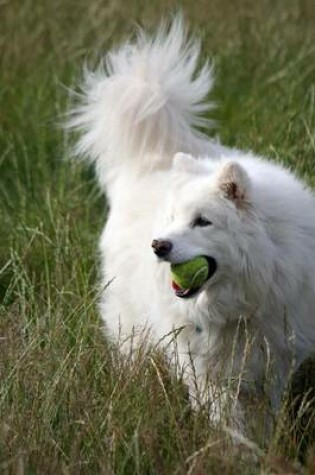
172,280 -> 191,296
172,281 -> 183,291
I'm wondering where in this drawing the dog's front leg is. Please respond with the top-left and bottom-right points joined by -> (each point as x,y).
179,351 -> 246,433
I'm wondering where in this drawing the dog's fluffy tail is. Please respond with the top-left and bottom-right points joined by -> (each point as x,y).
68,17 -> 214,188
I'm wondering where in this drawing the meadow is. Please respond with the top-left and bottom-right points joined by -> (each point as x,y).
1,0 -> 315,473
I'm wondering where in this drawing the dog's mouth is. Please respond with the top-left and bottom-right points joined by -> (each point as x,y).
171,256 -> 217,299
171,282 -> 200,298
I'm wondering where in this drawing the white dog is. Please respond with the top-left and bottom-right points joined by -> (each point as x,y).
69,19 -> 315,430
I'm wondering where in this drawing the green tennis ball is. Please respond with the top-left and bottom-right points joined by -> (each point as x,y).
171,256 -> 209,290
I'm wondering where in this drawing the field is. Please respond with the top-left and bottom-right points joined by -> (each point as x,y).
1,0 -> 315,473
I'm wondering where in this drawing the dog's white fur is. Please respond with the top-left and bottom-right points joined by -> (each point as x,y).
69,19 -> 315,429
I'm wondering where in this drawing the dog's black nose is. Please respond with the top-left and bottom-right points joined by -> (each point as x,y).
151,239 -> 173,257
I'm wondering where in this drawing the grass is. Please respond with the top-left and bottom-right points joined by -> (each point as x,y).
1,0 -> 315,472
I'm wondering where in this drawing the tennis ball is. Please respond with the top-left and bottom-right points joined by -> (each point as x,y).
171,256 -> 209,290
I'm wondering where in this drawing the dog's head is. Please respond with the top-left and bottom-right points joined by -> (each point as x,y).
152,153 -> 275,300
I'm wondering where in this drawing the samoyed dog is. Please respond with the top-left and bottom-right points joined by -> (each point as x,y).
69,19 -> 315,430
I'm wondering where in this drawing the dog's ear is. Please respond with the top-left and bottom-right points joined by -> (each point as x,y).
172,152 -> 207,175
217,161 -> 251,207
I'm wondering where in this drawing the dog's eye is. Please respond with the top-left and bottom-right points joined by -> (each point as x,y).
192,216 -> 212,227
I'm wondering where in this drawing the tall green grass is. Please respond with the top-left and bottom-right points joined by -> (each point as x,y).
1,0 -> 315,472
